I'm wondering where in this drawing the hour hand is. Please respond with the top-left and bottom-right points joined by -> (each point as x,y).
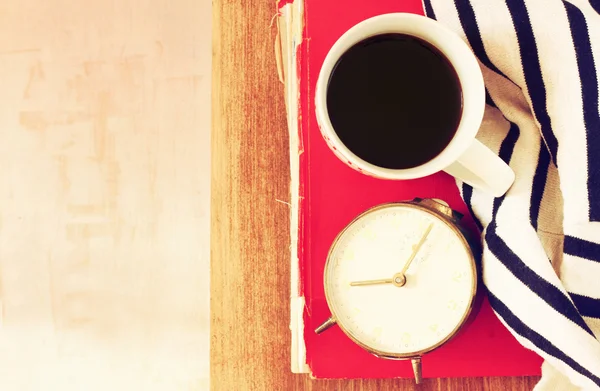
349,278 -> 393,286
351,272 -> 411,287
349,272 -> 407,287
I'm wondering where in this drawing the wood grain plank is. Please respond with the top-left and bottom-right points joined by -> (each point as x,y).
210,0 -> 541,389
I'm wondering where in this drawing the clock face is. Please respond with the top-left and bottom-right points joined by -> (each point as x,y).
324,203 -> 476,357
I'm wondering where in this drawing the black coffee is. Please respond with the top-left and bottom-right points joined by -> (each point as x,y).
326,33 -> 463,169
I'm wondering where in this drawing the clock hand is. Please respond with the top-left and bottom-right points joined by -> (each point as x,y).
395,223 -> 434,286
349,278 -> 393,286
349,273 -> 406,286
350,224 -> 434,288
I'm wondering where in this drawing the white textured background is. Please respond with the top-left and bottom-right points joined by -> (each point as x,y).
0,0 -> 211,389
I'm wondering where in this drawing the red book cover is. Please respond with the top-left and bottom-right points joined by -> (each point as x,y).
275,0 -> 543,380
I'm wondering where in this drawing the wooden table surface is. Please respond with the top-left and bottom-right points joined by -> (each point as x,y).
211,1 -> 541,389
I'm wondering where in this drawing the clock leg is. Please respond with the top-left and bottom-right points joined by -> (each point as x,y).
411,357 -> 422,384
315,316 -> 337,334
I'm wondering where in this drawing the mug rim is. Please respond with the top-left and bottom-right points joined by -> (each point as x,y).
315,13 -> 485,179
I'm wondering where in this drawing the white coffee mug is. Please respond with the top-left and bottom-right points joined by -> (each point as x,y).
315,13 -> 515,197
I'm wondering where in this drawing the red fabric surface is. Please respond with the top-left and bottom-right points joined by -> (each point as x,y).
294,0 -> 543,379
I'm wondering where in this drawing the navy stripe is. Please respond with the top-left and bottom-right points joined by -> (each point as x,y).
492,122 -> 520,215
486,222 -> 595,336
571,292 -> 600,319
506,0 -> 559,163
454,0 -> 506,78
530,146 -> 551,230
590,0 -> 600,15
462,183 -> 484,232
564,235 -> 600,262
488,291 -> 600,387
423,0 -> 437,20
564,1 -> 600,222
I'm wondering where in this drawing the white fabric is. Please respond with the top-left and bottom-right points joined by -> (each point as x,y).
425,0 -> 600,389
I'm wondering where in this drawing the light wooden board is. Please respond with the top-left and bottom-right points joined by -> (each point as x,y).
0,0 -> 211,389
210,0 -> 541,389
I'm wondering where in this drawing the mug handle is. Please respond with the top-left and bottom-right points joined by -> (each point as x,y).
443,139 -> 515,198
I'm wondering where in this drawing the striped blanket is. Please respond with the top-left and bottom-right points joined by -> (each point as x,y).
424,0 -> 600,389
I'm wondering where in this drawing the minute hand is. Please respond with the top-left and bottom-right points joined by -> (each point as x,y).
399,223 -> 434,276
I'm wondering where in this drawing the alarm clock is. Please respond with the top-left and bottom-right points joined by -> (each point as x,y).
314,198 -> 481,383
